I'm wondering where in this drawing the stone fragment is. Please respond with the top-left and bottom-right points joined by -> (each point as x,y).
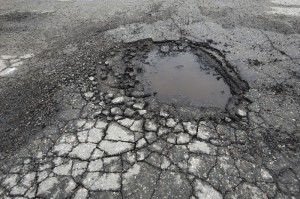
225,117 -> 232,123
145,132 -> 157,143
174,123 -> 184,133
91,149 -> 104,159
53,160 -> 72,175
161,157 -> 171,169
77,130 -> 88,142
130,120 -> 143,132
124,108 -> 135,117
160,110 -> 169,117
99,109 -> 109,117
112,96 -> 124,104
93,110 -> 102,117
87,128 -> 103,143
167,134 -> 177,144
145,120 -> 158,131
105,93 -> 114,99
99,140 -> 134,155
136,138 -> 147,148
3,174 -> 18,188
89,76 -> 95,81
149,140 -> 165,152
111,107 -> 123,115
236,108 -> 247,117
133,102 -> 145,110
69,143 -> 96,160
88,159 -> 103,172
95,119 -> 108,129
118,118 -> 134,128
259,168 -> 273,181
53,157 -> 63,166
113,115 -> 122,121
21,172 -> 36,187
166,118 -> 177,128
138,110 -> 147,115
183,122 -> 197,135
197,123 -> 213,140
177,133 -> 191,144
84,91 -> 94,98
158,127 -> 170,136
160,45 -> 170,53
10,186 -> 27,196
105,122 -> 134,142
188,140 -> 216,155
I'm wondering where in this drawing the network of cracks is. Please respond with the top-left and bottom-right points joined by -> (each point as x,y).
0,39 -> 299,199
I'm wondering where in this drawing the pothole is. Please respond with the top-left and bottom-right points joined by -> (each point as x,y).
97,39 -> 248,117
142,49 -> 232,109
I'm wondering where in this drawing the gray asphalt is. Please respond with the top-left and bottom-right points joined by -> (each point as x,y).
0,0 -> 299,198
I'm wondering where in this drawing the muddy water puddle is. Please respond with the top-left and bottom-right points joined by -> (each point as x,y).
143,50 -> 232,109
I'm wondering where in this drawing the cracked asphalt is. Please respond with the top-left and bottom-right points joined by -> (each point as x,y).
0,0 -> 300,198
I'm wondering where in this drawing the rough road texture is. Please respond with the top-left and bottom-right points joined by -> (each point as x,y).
0,0 -> 300,198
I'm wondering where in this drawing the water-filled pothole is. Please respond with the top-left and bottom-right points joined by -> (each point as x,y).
97,39 -> 248,116
143,50 -> 232,109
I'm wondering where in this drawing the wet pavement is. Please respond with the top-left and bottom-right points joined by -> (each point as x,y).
0,0 -> 300,199
143,48 -> 232,109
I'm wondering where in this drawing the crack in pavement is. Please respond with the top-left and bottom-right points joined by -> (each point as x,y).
1,79 -> 299,198
0,16 -> 300,199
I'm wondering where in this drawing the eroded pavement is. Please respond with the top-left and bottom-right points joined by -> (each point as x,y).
0,0 -> 300,198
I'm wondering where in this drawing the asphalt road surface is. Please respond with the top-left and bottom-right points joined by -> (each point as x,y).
0,0 -> 300,198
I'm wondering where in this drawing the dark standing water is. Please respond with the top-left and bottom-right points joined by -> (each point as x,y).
143,50 -> 232,109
